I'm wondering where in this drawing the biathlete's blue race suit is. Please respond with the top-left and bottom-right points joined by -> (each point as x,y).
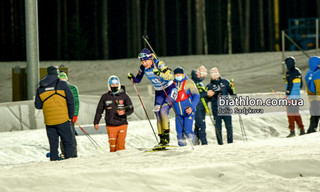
131,56 -> 177,145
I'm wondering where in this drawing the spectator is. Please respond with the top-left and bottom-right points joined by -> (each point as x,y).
94,76 -> 134,152
35,66 -> 75,161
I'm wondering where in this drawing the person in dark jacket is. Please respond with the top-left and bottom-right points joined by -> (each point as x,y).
284,56 -> 305,137
94,75 -> 134,152
34,66 -> 75,161
206,67 -> 236,145
191,66 -> 209,145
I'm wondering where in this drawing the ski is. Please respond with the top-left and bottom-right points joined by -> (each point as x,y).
145,145 -> 179,152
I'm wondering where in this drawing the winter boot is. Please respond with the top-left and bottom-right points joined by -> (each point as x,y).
286,130 -> 295,138
307,128 -> 316,134
299,129 -> 305,136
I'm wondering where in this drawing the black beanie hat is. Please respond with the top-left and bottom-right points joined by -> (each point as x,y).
174,67 -> 184,75
47,66 -> 59,75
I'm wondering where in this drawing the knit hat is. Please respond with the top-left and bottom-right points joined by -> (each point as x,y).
59,71 -> 68,80
107,75 -> 121,93
47,66 -> 59,75
196,65 -> 207,78
138,48 -> 153,61
174,67 -> 184,75
209,67 -> 220,79
285,56 -> 295,70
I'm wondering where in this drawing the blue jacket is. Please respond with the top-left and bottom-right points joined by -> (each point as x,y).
132,59 -> 174,91
173,75 -> 200,116
306,56 -> 320,94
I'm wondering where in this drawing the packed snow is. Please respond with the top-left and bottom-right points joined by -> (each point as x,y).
0,114 -> 320,192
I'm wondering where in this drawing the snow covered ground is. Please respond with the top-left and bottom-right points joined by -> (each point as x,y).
1,114 -> 320,192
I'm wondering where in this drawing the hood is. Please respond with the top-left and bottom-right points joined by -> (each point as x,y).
308,56 -> 320,72
107,75 -> 121,94
39,75 -> 59,87
285,56 -> 295,70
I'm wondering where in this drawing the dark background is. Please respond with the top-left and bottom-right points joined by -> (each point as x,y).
1,0 -> 320,61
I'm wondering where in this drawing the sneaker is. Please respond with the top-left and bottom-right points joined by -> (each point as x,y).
287,131 -> 295,138
299,129 -> 305,136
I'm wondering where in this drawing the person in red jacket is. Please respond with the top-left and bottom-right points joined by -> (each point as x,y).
93,75 -> 134,152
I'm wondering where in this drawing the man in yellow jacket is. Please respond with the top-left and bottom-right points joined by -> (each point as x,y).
35,66 -> 75,161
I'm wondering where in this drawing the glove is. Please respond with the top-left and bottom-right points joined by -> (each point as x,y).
72,115 -> 78,123
153,69 -> 160,76
128,73 -> 135,80
283,74 -> 287,82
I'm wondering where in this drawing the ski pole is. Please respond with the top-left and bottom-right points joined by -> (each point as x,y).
75,122 -> 102,150
201,98 -> 223,143
130,78 -> 159,143
230,79 -> 247,141
142,35 -> 194,150
238,114 -> 247,141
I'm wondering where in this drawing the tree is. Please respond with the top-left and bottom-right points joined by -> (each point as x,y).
195,0 -> 204,54
187,0 -> 193,55
101,0 -> 109,59
57,0 -> 61,59
259,0 -> 265,51
159,0 -> 166,56
227,0 -> 232,54
238,0 -> 244,52
63,0 -> 68,59
244,0 -> 250,52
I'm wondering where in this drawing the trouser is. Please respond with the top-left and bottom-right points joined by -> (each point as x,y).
194,102 -> 207,145
212,109 -> 233,145
60,122 -> 78,157
46,121 -> 74,161
106,124 -> 128,152
308,101 -> 320,133
308,116 -> 320,133
175,114 -> 196,146
154,84 -> 176,135
287,115 -> 304,131
287,106 -> 304,131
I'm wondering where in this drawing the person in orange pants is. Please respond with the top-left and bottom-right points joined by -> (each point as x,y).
93,75 -> 134,152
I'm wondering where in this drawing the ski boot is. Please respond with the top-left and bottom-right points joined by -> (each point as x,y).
286,130 -> 295,138
156,130 -> 170,147
299,129 -> 305,136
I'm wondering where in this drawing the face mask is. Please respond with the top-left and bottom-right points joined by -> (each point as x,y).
175,76 -> 183,81
111,86 -> 118,93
